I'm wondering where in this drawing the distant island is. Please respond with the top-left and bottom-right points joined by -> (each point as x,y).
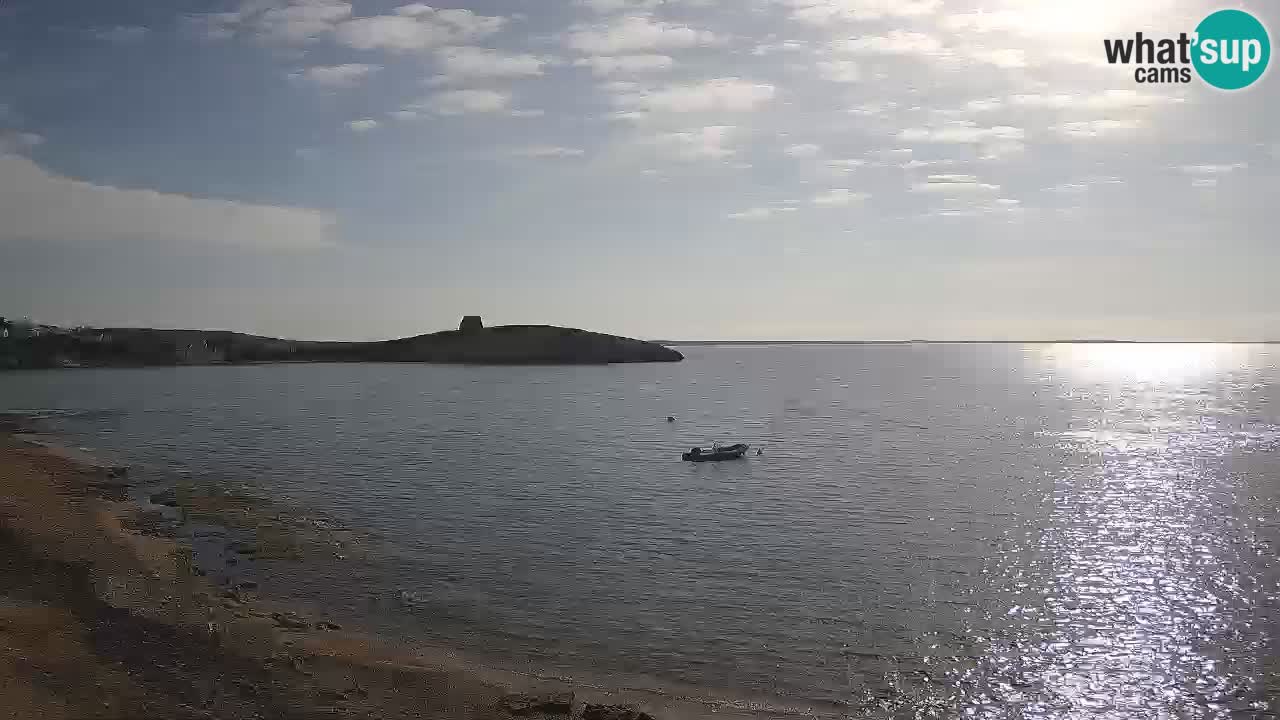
0,315 -> 684,369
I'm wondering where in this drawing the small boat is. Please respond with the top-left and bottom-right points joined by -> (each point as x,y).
682,443 -> 750,462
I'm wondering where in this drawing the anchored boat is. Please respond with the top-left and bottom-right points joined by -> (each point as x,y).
682,444 -> 750,462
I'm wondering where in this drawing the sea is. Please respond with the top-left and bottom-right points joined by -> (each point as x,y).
3,343 -> 1278,718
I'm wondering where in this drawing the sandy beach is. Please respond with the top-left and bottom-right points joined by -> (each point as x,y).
0,416 -> 758,720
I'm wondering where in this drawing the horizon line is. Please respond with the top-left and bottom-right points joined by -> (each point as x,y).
658,339 -> 1280,345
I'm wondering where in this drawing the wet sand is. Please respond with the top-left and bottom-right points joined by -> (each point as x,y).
0,418 -> 767,720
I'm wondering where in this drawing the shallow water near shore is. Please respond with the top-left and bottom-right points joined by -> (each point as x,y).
3,344 -> 1280,717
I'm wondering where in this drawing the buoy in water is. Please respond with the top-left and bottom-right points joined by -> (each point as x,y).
667,416 -> 675,423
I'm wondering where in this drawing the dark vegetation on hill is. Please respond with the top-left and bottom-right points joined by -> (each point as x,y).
0,316 -> 683,369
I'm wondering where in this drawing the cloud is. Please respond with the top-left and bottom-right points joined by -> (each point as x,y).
969,48 -> 1026,68
389,110 -> 420,121
913,174 -> 1000,193
574,54 -> 674,75
751,40 -> 807,56
812,188 -> 868,206
509,109 -> 546,117
816,59 -> 860,82
1055,119 -> 1141,138
347,119 -> 379,131
335,4 -> 506,52
784,143 -> 821,157
0,152 -> 335,250
0,131 -> 45,152
783,0 -> 940,23
192,0 -> 353,44
1008,90 -> 1183,110
835,31 -> 944,57
576,0 -> 663,12
513,146 -> 586,158
899,121 -> 1024,144
727,206 -> 799,220
94,25 -> 150,44
432,47 -> 555,83
566,15 -> 720,54
940,10 -> 1025,33
848,100 -> 898,116
290,63 -> 382,88
826,159 -> 866,171
614,78 -> 775,113
419,89 -> 512,115
652,125 -> 738,159
1180,163 -> 1247,175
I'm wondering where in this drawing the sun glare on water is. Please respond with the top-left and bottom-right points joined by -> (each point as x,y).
1043,343 -> 1254,384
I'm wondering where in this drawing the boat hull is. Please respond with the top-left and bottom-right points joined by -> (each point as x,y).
682,444 -> 749,462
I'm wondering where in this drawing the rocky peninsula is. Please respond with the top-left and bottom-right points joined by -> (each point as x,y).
0,316 -> 683,369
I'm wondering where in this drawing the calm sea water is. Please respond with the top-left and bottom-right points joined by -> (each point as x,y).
4,344 -> 1279,717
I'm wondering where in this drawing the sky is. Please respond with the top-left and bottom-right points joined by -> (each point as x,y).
0,0 -> 1277,341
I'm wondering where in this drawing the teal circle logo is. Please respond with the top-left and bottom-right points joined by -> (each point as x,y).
1192,9 -> 1270,90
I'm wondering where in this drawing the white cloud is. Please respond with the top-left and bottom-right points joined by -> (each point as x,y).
1047,182 -> 1088,193
826,159 -> 866,170
432,47 -> 554,83
614,78 -> 775,113
783,0 -> 940,24
0,152 -> 335,249
1180,163 -> 1247,175
576,0 -> 663,12
420,89 -> 512,115
94,25 -> 150,44
940,10 -> 1025,33
913,174 -> 1000,193
601,80 -> 643,92
835,31 -> 944,57
0,131 -> 45,152
728,207 -> 783,220
335,4 -> 506,52
347,119 -> 379,131
514,146 -> 586,158
290,63 -> 382,88
812,188 -> 868,206
510,109 -> 546,118
566,15 -> 720,54
574,54 -> 674,75
900,121 -> 1024,144
969,48 -> 1026,68
963,98 -> 1004,113
389,110 -> 420,121
1009,89 -> 1182,110
1055,119 -> 1141,138
980,139 -> 1025,160
751,40 -> 807,56
848,101 -> 898,116
784,143 -> 821,157
816,59 -> 860,82
901,158 -> 954,169
652,125 -> 738,159
193,0 -> 353,44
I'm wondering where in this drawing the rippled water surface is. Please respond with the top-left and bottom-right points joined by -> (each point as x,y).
4,344 -> 1279,717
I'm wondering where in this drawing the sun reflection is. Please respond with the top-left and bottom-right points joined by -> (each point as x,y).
1040,343 -> 1255,384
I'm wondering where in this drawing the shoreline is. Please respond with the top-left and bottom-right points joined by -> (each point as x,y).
0,415 -> 821,720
